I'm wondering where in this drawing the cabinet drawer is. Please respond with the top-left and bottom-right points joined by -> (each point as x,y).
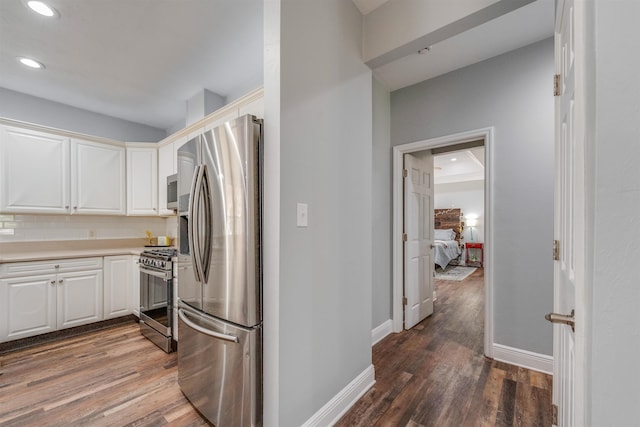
0,257 -> 103,278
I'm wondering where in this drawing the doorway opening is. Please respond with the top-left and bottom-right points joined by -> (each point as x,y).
392,127 -> 494,358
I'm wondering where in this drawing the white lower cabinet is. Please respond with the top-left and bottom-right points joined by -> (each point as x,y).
103,255 -> 132,319
0,257 -> 104,342
57,269 -> 103,329
132,256 -> 141,317
0,274 -> 57,341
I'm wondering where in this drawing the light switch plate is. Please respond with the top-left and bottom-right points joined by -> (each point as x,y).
297,203 -> 308,227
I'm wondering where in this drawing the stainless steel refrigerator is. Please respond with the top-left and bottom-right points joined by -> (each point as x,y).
177,114 -> 262,427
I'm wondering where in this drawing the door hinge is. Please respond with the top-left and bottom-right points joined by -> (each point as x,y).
554,74 -> 561,96
402,233 -> 407,242
403,296 -> 408,305
552,404 -> 558,425
553,240 -> 560,261
402,168 -> 408,178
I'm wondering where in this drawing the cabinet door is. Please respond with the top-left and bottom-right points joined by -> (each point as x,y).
71,139 -> 126,215
57,270 -> 103,329
0,275 -> 56,342
158,143 -> 175,216
127,147 -> 158,215
132,256 -> 141,317
103,256 -> 132,319
0,126 -> 69,214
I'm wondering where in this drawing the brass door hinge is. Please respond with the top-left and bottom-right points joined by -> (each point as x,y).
553,240 -> 560,261
402,233 -> 407,242
554,74 -> 561,96
403,296 -> 408,305
552,404 -> 558,425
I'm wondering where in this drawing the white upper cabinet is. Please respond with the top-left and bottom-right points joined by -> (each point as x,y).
0,125 -> 70,214
70,139 -> 126,215
127,147 -> 158,215
0,125 -> 127,215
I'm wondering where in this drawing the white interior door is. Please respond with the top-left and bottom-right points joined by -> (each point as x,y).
553,0 -> 584,424
403,152 -> 434,329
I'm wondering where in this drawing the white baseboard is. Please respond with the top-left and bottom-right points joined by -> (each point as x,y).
492,343 -> 553,375
371,319 -> 393,346
301,364 -> 375,427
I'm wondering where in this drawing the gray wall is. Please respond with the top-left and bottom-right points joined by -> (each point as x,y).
0,87 -> 166,142
276,0 -> 373,425
388,38 -> 555,355
372,78 -> 392,328
588,0 -> 640,423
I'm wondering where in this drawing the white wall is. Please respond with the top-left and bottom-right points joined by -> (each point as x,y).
266,0 -> 373,425
587,0 -> 640,424
435,180 -> 485,244
0,87 -> 166,142
389,38 -> 554,356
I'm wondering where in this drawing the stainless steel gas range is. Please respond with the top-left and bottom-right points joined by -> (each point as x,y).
139,247 -> 177,353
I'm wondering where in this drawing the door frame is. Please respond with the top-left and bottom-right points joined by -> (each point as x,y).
392,127 -> 494,358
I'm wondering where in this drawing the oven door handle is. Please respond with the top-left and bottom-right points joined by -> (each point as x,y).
178,309 -> 239,343
139,267 -> 171,280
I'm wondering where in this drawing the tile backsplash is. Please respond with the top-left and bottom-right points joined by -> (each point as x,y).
0,214 -> 171,242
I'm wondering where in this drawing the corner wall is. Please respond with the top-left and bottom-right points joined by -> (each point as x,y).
588,0 -> 640,423
372,78 -> 392,329
267,0 -> 374,425
389,38 -> 555,355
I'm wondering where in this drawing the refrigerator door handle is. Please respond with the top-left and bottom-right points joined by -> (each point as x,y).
189,165 -> 205,282
199,164 -> 213,283
178,309 -> 239,343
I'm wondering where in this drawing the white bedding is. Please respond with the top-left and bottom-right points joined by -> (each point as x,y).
434,239 -> 461,270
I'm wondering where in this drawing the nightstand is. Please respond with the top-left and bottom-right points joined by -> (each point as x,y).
465,242 -> 484,267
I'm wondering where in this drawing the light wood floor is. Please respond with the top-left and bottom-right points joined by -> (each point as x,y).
336,268 -> 553,427
0,323 -> 210,426
0,268 -> 551,426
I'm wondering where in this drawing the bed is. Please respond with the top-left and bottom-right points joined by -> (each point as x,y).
434,208 -> 464,270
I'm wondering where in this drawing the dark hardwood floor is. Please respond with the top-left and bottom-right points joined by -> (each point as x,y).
0,322 -> 210,427
336,268 -> 553,427
0,268 -> 551,426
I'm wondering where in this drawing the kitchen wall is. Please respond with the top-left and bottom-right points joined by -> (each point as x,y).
0,214 -> 167,242
265,0 -> 373,425
435,180 -> 485,244
386,38 -> 555,356
0,87 -> 166,142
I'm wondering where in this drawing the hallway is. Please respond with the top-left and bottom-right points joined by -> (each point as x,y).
336,269 -> 552,426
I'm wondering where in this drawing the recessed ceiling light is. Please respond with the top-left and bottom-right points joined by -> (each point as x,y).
418,47 -> 431,55
18,57 -> 45,69
26,1 -> 58,17
450,157 -> 457,162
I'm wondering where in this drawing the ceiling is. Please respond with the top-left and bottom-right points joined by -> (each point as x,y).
0,0 -> 553,132
360,0 -> 555,91
434,147 -> 485,185
0,0 -> 264,130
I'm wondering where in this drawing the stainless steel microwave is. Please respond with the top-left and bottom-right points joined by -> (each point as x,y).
167,174 -> 178,210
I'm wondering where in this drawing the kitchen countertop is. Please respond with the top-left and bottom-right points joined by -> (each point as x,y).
0,238 -> 152,263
